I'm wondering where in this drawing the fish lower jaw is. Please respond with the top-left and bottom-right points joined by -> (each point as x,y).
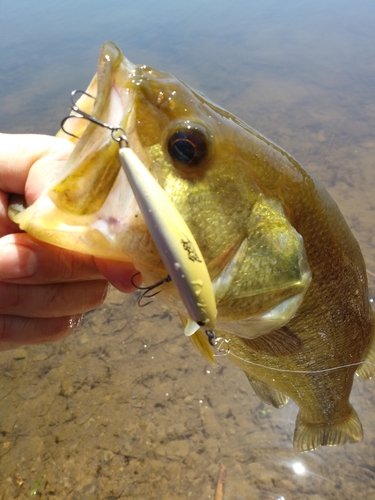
10,193 -> 151,264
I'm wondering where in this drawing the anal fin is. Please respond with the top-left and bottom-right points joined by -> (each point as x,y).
356,319 -> 375,379
293,404 -> 363,452
246,374 -> 289,408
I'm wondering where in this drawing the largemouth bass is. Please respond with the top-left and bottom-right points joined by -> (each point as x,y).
10,41 -> 375,452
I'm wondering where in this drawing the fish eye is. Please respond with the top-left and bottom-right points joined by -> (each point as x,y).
168,124 -> 210,166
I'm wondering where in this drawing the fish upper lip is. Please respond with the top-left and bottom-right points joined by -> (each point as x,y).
50,43 -> 140,217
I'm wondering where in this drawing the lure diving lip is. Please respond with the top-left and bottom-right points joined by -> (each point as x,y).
118,146 -> 217,336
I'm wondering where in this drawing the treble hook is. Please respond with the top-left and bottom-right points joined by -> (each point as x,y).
60,90 -> 129,146
131,272 -> 172,307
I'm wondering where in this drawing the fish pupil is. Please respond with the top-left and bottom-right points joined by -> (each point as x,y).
171,138 -> 196,163
168,127 -> 208,166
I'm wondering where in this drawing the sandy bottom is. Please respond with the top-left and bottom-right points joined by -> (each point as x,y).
1,286 -> 375,499
1,120 -> 375,499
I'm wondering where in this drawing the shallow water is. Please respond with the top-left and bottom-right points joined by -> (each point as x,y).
1,0 -> 375,498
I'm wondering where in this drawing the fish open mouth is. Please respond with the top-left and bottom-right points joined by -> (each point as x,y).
53,42 -> 137,216
9,42 -> 151,265
10,41 -> 219,333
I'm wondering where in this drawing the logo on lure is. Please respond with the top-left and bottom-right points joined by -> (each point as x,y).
180,239 -> 203,263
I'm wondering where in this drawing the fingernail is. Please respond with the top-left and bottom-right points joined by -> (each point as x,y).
0,243 -> 38,280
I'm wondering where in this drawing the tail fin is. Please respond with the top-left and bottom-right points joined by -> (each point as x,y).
293,404 -> 363,452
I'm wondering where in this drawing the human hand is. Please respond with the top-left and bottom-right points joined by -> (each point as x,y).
0,133 -> 140,349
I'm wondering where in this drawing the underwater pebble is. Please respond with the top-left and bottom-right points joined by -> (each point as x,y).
199,405 -> 222,439
185,451 -> 203,469
60,380 -> 75,397
12,349 -> 27,360
203,438 -> 221,458
215,402 -> 231,416
154,439 -> 190,460
79,333 -> 89,345
100,449 -> 114,462
166,423 -> 187,440
197,485 -> 215,500
1,414 -> 17,434
15,389 -> 37,400
32,352 -> 50,362
205,462 -> 222,481
246,461 -> 268,476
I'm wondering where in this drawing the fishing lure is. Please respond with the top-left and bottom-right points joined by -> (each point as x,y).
118,144 -> 217,336
61,94 -> 217,337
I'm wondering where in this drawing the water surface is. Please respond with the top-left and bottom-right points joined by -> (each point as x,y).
1,0 -> 375,498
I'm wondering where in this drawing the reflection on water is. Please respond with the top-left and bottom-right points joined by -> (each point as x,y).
1,0 -> 375,498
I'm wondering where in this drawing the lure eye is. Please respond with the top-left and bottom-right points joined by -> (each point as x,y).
168,124 -> 210,166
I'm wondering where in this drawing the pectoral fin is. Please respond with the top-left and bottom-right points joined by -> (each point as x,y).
212,196 -> 311,340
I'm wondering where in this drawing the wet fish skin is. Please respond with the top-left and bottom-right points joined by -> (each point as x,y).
10,42 -> 375,452
222,164 -> 375,450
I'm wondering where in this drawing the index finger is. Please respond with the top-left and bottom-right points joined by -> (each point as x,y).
0,133 -> 74,201
0,233 -> 102,284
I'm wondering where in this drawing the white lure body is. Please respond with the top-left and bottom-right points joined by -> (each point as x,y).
118,147 -> 217,335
